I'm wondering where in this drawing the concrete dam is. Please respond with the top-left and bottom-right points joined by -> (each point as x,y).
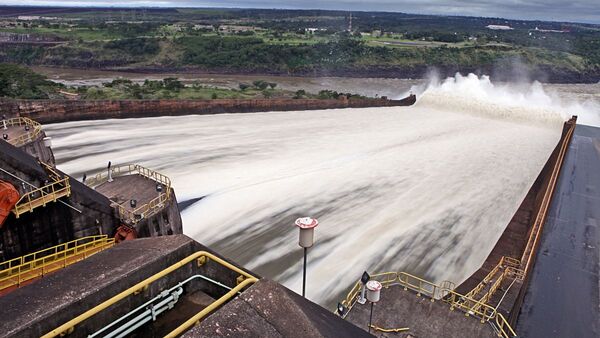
0,74 -> 597,337
45,75 -> 565,305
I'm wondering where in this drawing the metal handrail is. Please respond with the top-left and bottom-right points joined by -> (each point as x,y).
12,177 -> 71,218
42,251 -> 258,338
520,123 -> 575,275
86,164 -> 172,224
339,270 -> 518,337
86,164 -> 171,191
0,235 -> 114,290
2,117 -> 43,147
465,256 -> 524,301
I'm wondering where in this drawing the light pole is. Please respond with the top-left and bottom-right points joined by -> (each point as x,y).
358,271 -> 370,304
295,217 -> 318,298
107,161 -> 113,182
366,280 -> 382,333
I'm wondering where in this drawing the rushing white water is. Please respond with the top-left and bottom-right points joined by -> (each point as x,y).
44,74 -> 567,306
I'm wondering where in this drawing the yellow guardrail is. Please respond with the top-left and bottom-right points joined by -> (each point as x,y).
86,164 -> 172,224
12,176 -> 71,218
521,122 -> 575,276
465,256 -> 524,303
41,161 -> 63,182
42,251 -> 258,338
370,325 -> 410,333
2,117 -> 43,147
0,235 -> 114,291
339,270 -> 517,337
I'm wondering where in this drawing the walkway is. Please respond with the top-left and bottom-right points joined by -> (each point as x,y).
516,124 -> 600,337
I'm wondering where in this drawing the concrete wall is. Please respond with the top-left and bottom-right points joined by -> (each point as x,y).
135,187 -> 183,238
453,117 -> 578,325
18,130 -> 55,165
0,235 -> 253,338
0,141 -> 118,260
0,96 -> 415,124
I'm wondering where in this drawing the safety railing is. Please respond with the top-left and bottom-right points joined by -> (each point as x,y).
520,121 -> 575,276
339,270 -> 517,337
2,117 -> 43,147
86,164 -> 172,224
42,251 -> 259,338
465,256 -> 524,303
12,177 -> 71,218
0,235 -> 115,291
40,161 -> 63,182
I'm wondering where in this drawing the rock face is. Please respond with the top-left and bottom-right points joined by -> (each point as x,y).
0,96 -> 416,124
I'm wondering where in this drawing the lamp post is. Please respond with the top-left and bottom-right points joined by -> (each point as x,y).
366,280 -> 382,333
107,161 -> 113,183
358,271 -> 370,304
295,217 -> 318,298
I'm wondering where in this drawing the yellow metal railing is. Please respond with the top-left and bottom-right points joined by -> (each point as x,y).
86,164 -> 172,224
41,161 -> 63,182
340,270 -> 517,337
521,122 -> 575,276
0,235 -> 114,291
12,177 -> 71,218
465,256 -> 524,303
42,251 -> 258,338
2,117 -> 43,147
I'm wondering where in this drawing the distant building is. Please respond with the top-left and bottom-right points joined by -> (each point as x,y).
219,25 -> 259,33
193,24 -> 214,31
486,25 -> 513,30
533,27 -> 567,33
305,28 -> 325,34
17,16 -> 59,21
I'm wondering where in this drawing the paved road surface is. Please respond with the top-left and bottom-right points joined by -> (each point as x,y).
516,124 -> 600,338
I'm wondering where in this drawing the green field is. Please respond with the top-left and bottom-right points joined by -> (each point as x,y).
0,7 -> 599,81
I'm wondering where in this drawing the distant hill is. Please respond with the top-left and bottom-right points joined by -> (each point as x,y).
0,6 -> 599,82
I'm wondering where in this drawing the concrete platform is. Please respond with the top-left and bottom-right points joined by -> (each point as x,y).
0,235 -> 200,338
344,286 -> 498,338
184,279 -> 372,338
95,174 -> 166,214
1,125 -> 33,145
516,125 -> 600,338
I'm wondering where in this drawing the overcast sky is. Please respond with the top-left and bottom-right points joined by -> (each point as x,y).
4,1 -> 600,24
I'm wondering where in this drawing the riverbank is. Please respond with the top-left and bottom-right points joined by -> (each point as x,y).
33,64 -> 600,84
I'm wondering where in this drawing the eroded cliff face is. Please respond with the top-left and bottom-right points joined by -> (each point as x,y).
0,97 -> 415,124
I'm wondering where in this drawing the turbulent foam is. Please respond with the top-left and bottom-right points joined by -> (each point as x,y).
408,73 -> 599,127
44,74 -> 567,308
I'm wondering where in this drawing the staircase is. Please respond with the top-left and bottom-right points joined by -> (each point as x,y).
11,162 -> 71,219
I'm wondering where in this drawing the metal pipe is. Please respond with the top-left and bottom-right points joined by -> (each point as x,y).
44,251 -> 257,338
302,247 -> 307,298
103,308 -> 153,338
90,274 -> 232,338
164,278 -> 257,338
107,289 -> 181,338
368,302 -> 374,333
0,167 -> 82,214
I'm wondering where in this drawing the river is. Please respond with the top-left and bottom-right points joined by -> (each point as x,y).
43,73 -> 598,307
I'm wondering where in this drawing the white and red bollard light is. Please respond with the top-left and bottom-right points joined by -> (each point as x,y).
366,280 -> 382,333
295,217 -> 319,298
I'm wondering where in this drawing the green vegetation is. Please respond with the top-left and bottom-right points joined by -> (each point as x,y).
0,63 -> 365,100
0,7 -> 599,81
0,63 -> 60,98
76,77 -> 302,100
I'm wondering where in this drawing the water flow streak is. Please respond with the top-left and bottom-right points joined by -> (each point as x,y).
45,75 -> 565,306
